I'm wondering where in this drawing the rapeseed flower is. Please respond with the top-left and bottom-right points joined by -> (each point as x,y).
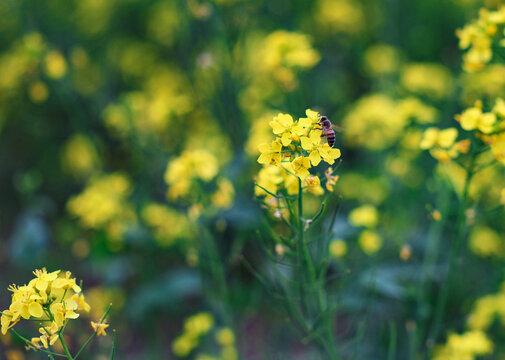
1,268 -> 94,350
257,109 -> 341,183
457,6 -> 505,72
91,321 -> 109,336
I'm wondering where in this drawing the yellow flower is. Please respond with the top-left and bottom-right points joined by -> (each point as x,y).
28,81 -> 49,103
457,106 -> 496,133
184,312 -> 214,336
91,321 -> 109,336
349,205 -> 379,228
45,50 -> 67,79
8,285 -> 44,321
358,230 -> 382,255
401,63 -> 452,99
257,140 -> 283,166
211,178 -> 235,209
329,239 -> 347,258
305,175 -> 324,195
52,271 -> 82,294
319,143 -> 341,165
32,268 -> 60,292
72,292 -> 91,312
50,301 -> 79,328
1,310 -> 18,335
433,330 -> 493,360
34,322 -> 59,348
325,167 -> 339,192
291,156 -> 311,180
215,327 -> 235,346
420,128 -> 458,149
469,226 -> 501,257
172,333 -> 197,357
300,129 -> 324,166
269,113 -> 297,146
254,166 -> 284,197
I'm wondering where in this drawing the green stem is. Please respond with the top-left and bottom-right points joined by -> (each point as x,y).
428,153 -> 476,344
74,304 -> 112,359
109,330 -> 117,359
9,329 -> 67,358
413,178 -> 449,357
297,178 -> 338,359
59,333 -> 74,360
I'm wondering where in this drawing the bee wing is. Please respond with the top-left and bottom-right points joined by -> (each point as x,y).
331,124 -> 345,132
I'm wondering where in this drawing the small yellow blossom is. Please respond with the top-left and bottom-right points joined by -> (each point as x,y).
257,140 -> 283,166
420,128 -> 458,149
329,239 -> 347,258
433,330 -> 493,360
215,327 -> 235,346
349,205 -> 379,228
469,226 -> 501,257
305,176 -> 324,195
358,230 -> 382,255
28,81 -> 49,103
456,106 -> 496,133
44,50 -> 67,79
291,156 -> 311,180
91,321 -> 109,336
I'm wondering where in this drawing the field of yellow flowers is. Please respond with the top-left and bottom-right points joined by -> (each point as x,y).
2,0 -> 505,359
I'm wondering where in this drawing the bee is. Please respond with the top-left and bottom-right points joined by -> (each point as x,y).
317,116 -> 342,147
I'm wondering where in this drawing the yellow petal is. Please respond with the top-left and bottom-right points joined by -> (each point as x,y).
305,109 -> 319,120
271,141 -> 282,152
309,151 -> 322,166
276,113 -> 293,128
281,133 -> 291,146
439,128 -> 458,148
29,302 -> 43,318
310,130 -> 322,145
300,137 -> 313,150
36,280 -> 48,292
298,117 -> 312,129
420,128 -> 438,149
269,120 -> 285,134
257,153 -> 271,164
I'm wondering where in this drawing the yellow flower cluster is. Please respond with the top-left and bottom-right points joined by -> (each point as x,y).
314,0 -> 365,36
343,94 -> 438,150
1,269 -> 90,349
432,330 -> 493,360
467,287 -> 505,331
164,150 -> 234,211
102,67 -> 193,139
172,312 -> 237,360
420,127 -> 470,163
257,31 -> 320,89
468,225 -> 502,257
453,99 -> 505,165
461,65 -> 505,103
255,109 -> 340,214
257,109 -> 340,176
455,100 -> 500,134
238,31 -> 320,116
67,173 -> 136,242
348,204 -> 382,255
141,203 -> 193,247
363,44 -> 402,77
61,134 -> 100,177
401,63 -> 453,99
457,7 -> 505,72
0,32 -> 69,106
